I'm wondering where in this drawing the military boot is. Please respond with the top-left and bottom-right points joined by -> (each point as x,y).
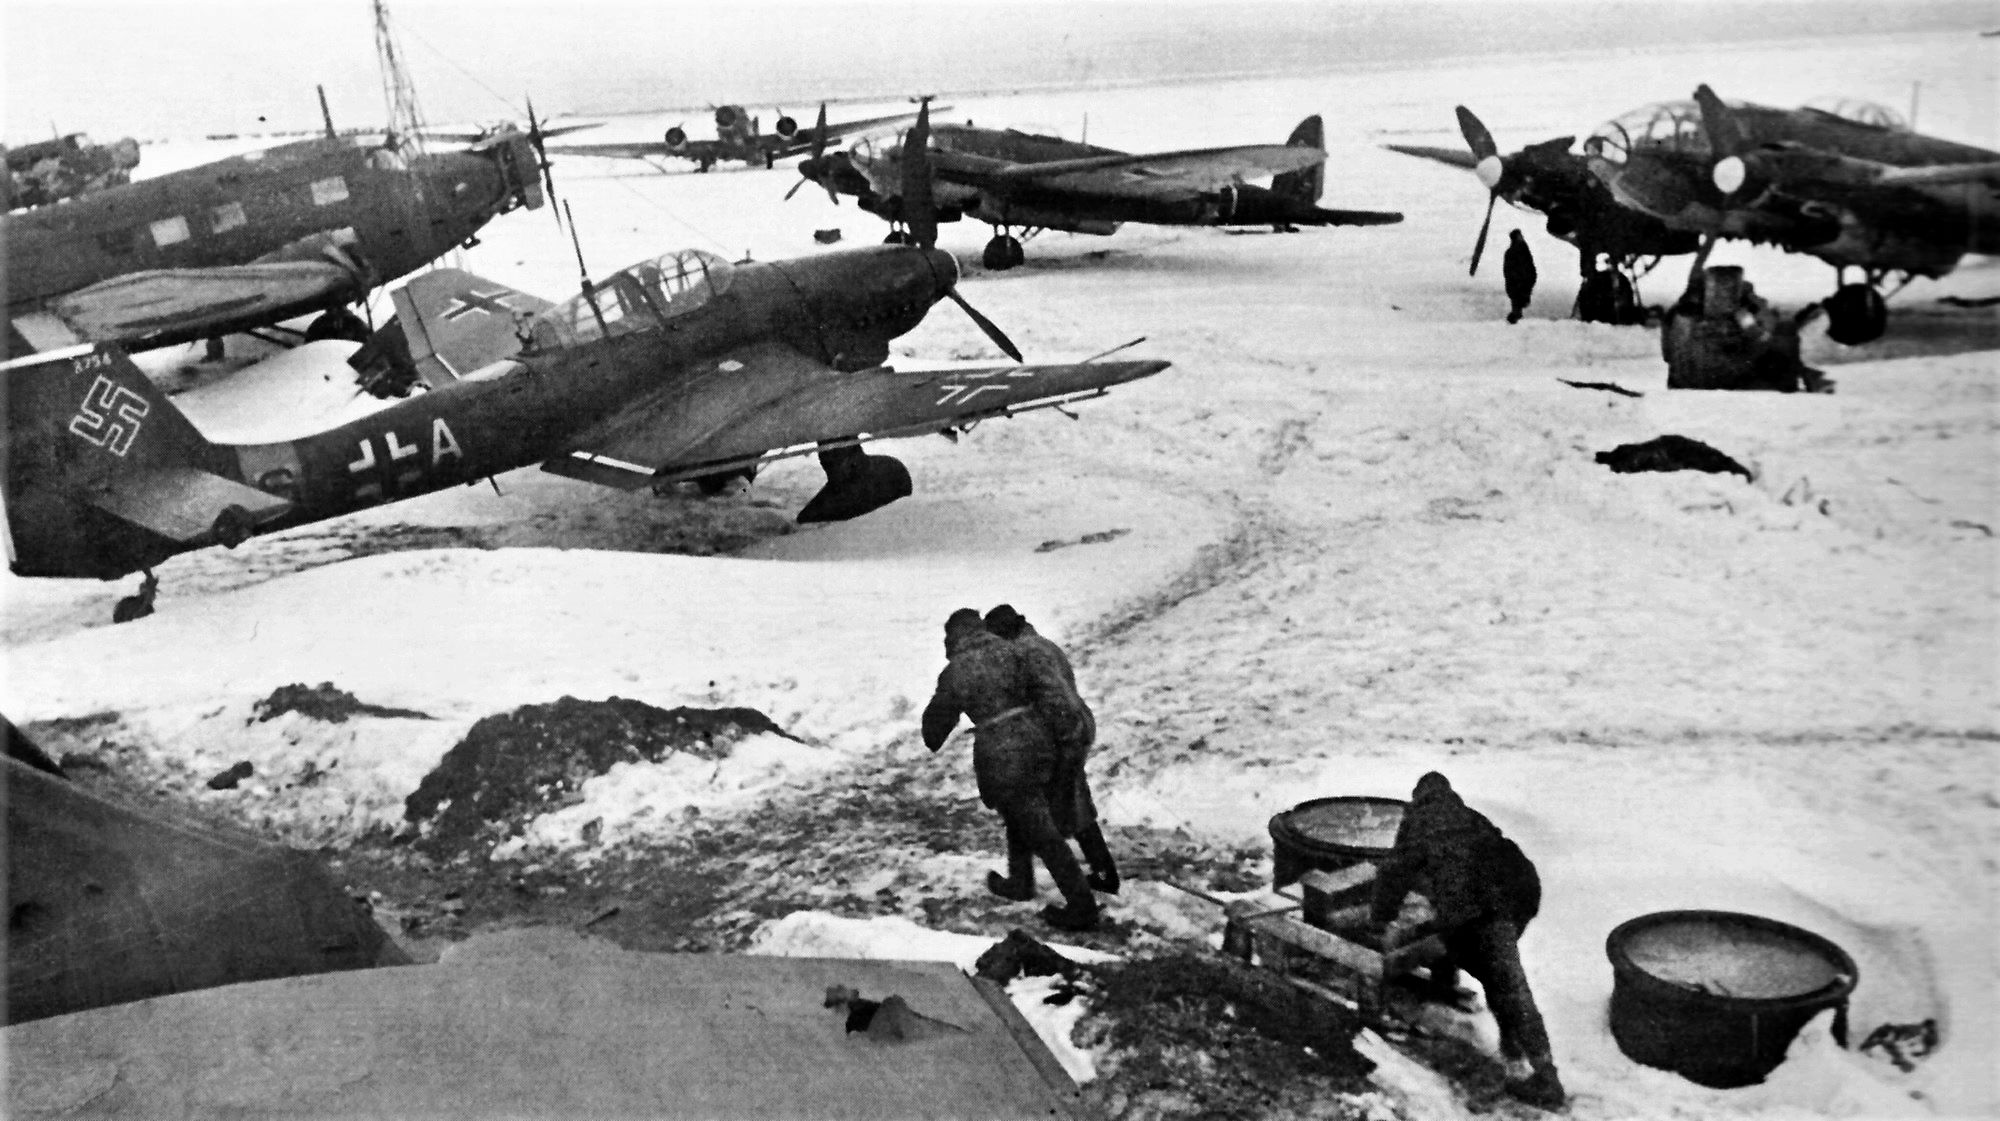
987,841 -> 1036,902
1504,1064 -> 1567,1112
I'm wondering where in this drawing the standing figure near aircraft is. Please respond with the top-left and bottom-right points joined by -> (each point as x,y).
923,609 -> 1100,932
984,605 -> 1119,895
1372,772 -> 1565,1111
1502,230 -> 1537,324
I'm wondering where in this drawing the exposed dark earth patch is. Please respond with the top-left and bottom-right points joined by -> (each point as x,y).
405,696 -> 796,859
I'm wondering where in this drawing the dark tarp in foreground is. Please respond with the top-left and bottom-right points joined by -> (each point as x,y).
3,740 -> 407,1026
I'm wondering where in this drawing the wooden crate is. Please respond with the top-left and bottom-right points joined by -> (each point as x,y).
1224,862 -> 1444,1021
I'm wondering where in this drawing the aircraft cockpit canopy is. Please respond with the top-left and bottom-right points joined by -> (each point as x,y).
530,249 -> 735,349
1802,97 -> 1908,131
1582,100 -> 1718,168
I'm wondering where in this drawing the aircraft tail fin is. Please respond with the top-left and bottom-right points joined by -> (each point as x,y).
1271,115 -> 1326,205
3,344 -> 287,577
350,268 -> 551,396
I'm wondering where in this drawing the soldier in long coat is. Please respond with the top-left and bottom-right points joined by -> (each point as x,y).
985,605 -> 1119,894
1371,772 -> 1565,1110
922,609 -> 1099,931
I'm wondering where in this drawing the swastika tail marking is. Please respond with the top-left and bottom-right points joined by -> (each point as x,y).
68,375 -> 150,457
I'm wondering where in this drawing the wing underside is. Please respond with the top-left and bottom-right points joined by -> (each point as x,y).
543,340 -> 1167,487
12,262 -> 358,352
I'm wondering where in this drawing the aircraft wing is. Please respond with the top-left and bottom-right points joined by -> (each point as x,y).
1381,144 -> 1480,171
962,144 -> 1326,201
8,261 -> 362,353
542,340 -> 1168,488
425,122 -> 602,145
548,139 -> 719,163
1876,159 -> 2000,187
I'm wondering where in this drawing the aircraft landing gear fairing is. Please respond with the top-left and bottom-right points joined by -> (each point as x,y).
797,444 -> 912,523
1823,268 -> 1889,346
981,227 -> 1025,271
113,570 -> 159,624
305,307 -> 370,344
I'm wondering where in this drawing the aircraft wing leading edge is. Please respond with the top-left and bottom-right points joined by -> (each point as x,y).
544,340 -> 1168,486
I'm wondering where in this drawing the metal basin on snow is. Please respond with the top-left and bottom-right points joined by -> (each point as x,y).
1268,796 -> 1404,886
1607,910 -> 1859,1088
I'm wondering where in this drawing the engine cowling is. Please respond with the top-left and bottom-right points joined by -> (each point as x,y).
774,114 -> 799,139
714,106 -> 741,129
664,126 -> 688,150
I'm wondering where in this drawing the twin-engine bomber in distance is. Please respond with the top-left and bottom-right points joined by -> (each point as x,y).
797,112 -> 1404,269
2,245 -> 1167,621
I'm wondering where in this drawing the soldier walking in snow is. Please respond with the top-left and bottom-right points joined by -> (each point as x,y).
1371,771 -> 1566,1111
923,608 -> 1101,932
1502,229 -> 1537,324
985,605 -> 1120,895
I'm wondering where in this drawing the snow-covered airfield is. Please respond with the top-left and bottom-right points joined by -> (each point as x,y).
4,22 -> 1995,1121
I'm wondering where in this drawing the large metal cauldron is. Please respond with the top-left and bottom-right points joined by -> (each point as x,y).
1267,796 -> 1404,887
1606,910 -> 1859,1088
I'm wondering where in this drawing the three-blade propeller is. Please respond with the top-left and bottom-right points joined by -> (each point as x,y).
900,97 -> 1020,363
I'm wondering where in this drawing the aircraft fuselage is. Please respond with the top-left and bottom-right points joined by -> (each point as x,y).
3,247 -> 954,580
3,135 -> 541,347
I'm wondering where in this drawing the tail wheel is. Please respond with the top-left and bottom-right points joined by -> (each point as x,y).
1823,283 -> 1887,346
693,466 -> 757,496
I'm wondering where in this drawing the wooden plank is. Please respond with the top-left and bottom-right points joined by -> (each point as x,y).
1244,913 -> 1388,979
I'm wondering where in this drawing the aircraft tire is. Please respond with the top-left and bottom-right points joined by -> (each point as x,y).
884,230 -> 909,245
212,505 -> 254,549
983,236 -> 1020,271
1824,283 -> 1887,346
1004,236 -> 1025,269
112,595 -> 154,624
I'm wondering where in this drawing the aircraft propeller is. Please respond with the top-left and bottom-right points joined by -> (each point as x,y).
1457,106 -> 1510,276
784,104 -> 841,205
901,97 -> 1021,363
525,95 -> 564,232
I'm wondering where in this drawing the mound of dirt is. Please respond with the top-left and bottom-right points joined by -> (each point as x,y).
404,697 -> 793,858
253,682 -> 432,724
1076,949 -> 1375,1120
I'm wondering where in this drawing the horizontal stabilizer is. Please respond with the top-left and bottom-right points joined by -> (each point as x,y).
87,466 -> 292,544
391,269 -> 550,389
1314,208 -> 1405,226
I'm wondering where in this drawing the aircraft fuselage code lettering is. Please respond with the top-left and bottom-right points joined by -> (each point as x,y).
69,375 -> 149,457
345,417 -> 466,501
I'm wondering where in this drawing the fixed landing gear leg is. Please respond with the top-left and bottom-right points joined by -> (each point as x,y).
113,570 -> 159,624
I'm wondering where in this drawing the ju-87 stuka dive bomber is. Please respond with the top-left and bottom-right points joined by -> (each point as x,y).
3,225 -> 1167,622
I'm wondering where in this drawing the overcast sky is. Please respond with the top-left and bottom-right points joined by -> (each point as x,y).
4,0 -> 1989,142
